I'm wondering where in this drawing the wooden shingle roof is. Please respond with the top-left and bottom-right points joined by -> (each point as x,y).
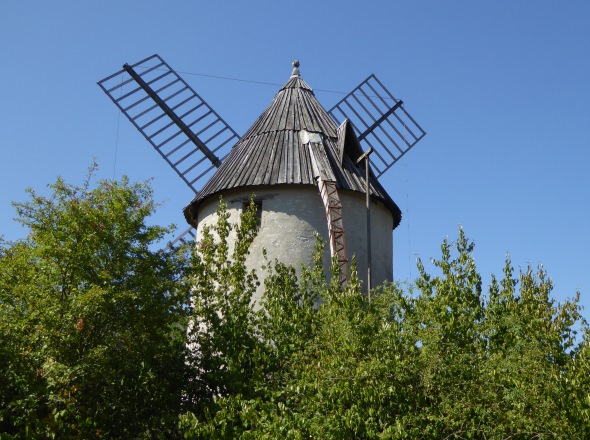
184,63 -> 401,228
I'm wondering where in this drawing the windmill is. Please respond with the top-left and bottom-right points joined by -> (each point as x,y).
98,55 -> 425,290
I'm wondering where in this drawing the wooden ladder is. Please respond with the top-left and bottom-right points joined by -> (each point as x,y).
317,177 -> 349,288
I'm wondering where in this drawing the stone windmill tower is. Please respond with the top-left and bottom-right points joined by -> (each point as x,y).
98,56 -> 425,293
184,61 -> 401,292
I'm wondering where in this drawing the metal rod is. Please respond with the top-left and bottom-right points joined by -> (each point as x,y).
357,147 -> 374,300
366,155 -> 371,299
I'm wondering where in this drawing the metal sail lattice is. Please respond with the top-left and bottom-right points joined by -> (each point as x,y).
164,227 -> 197,251
328,74 -> 426,177
97,54 -> 240,194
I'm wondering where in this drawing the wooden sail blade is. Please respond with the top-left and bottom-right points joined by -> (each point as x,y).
97,54 -> 240,194
328,74 -> 426,177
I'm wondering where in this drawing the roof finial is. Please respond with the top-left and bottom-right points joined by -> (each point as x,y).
291,59 -> 300,77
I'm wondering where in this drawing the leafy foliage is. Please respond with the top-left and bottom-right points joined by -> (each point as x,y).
1,171 -> 589,438
0,165 -> 188,438
180,212 -> 590,439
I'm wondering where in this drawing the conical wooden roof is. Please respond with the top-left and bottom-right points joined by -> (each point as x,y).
184,63 -> 401,228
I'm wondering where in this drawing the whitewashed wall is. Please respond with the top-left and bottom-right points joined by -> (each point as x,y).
195,185 -> 394,300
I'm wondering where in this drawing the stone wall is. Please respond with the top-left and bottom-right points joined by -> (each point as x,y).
195,185 -> 393,299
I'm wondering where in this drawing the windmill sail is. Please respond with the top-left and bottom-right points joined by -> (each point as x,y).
328,74 -> 426,177
164,227 -> 196,252
97,54 -> 240,194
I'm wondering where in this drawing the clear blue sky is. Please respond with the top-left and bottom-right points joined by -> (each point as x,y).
2,1 -> 589,315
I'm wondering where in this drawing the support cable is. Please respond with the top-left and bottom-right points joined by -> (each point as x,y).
140,66 -> 397,100
402,104 -> 412,281
113,74 -> 124,179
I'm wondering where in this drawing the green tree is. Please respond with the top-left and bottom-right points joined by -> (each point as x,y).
183,197 -> 263,409
408,230 -> 586,438
179,209 -> 590,439
3,171 -> 588,438
0,166 -> 188,438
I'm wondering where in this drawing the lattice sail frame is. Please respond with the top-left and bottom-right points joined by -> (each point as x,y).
164,227 -> 196,252
328,74 -> 426,177
97,54 -> 240,194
